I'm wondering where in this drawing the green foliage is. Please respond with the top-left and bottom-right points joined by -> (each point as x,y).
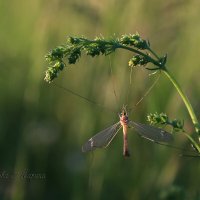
44,33 -> 167,83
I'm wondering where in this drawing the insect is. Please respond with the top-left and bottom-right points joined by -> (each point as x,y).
82,105 -> 173,157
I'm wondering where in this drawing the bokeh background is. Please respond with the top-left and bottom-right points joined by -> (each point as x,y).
1,0 -> 200,199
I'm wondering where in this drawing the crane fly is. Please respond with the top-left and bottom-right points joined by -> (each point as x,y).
54,83 -> 200,158
82,106 -> 173,157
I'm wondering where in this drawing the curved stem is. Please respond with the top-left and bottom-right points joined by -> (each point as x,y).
163,68 -> 200,136
160,68 -> 200,152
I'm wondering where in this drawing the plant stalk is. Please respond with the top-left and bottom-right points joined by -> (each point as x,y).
162,68 -> 199,133
162,68 -> 200,154
160,68 -> 200,152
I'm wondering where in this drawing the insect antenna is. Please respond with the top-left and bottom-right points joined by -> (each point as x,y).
149,140 -> 200,157
52,83 -> 116,113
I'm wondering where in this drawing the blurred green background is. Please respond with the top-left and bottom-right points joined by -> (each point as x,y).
1,0 -> 200,199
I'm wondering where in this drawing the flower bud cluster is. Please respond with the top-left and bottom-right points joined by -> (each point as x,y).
147,112 -> 184,132
128,55 -> 150,67
120,34 -> 149,50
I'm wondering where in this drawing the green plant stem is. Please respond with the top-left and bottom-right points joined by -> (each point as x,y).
163,68 -> 200,152
163,68 -> 200,134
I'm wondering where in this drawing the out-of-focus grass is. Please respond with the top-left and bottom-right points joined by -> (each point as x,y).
0,0 -> 200,199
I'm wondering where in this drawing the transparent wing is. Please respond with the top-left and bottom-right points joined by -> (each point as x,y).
129,121 -> 173,142
82,122 -> 122,152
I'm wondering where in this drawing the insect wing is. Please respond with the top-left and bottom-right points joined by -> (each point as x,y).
129,121 -> 173,142
82,122 -> 121,152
